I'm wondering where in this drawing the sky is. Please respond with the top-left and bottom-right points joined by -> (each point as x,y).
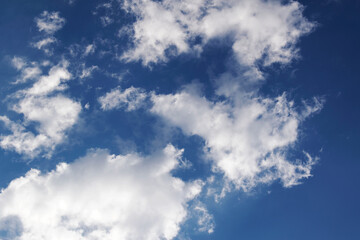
0,0 -> 359,239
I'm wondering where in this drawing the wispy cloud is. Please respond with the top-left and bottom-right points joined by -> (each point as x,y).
99,86 -> 147,111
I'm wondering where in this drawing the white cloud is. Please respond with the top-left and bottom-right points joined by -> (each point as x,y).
151,88 -> 322,191
14,95 -> 81,143
24,61 -> 71,95
84,103 -> 90,110
122,0 -> 189,65
32,11 -> 65,54
32,37 -> 57,55
122,0 -> 314,77
0,145 -> 203,240
99,86 -> 147,111
0,116 -> 52,158
193,202 -> 215,234
35,11 -> 66,35
0,61 -> 81,158
83,44 -> 96,57
11,57 -> 42,84
79,65 -> 99,79
11,57 -> 27,70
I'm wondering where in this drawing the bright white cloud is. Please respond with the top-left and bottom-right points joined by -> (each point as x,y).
24,61 -> 71,95
99,86 -> 147,111
0,145 -> 203,240
122,0 -> 189,65
14,95 -> 81,143
0,116 -> 52,158
151,88 -> 322,191
35,11 -> 66,35
0,61 -> 81,158
122,0 -> 314,77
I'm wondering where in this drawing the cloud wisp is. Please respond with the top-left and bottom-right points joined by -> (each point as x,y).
99,86 -> 147,111
0,0 -> 323,238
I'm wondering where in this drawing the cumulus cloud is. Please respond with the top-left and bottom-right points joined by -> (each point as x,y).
35,11 -> 66,35
122,0 -> 314,77
99,86 -> 147,111
0,145 -> 203,240
151,88 -> 322,191
0,60 -> 81,158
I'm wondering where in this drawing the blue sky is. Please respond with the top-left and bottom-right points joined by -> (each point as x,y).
0,0 -> 359,239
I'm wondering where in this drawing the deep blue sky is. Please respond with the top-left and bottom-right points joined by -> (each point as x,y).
0,0 -> 359,239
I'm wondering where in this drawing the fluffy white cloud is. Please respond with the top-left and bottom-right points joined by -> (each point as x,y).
122,0 -> 189,65
122,0 -> 314,77
0,145 -> 203,240
99,86 -> 147,111
0,116 -> 52,158
151,88 -> 322,191
35,11 -> 66,35
0,61 -> 81,158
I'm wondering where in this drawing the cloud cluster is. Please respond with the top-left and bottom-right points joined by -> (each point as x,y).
0,145 -> 203,240
0,0 -> 322,238
122,0 -> 314,77
151,88 -> 322,191
0,60 -> 81,158
33,11 -> 66,55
